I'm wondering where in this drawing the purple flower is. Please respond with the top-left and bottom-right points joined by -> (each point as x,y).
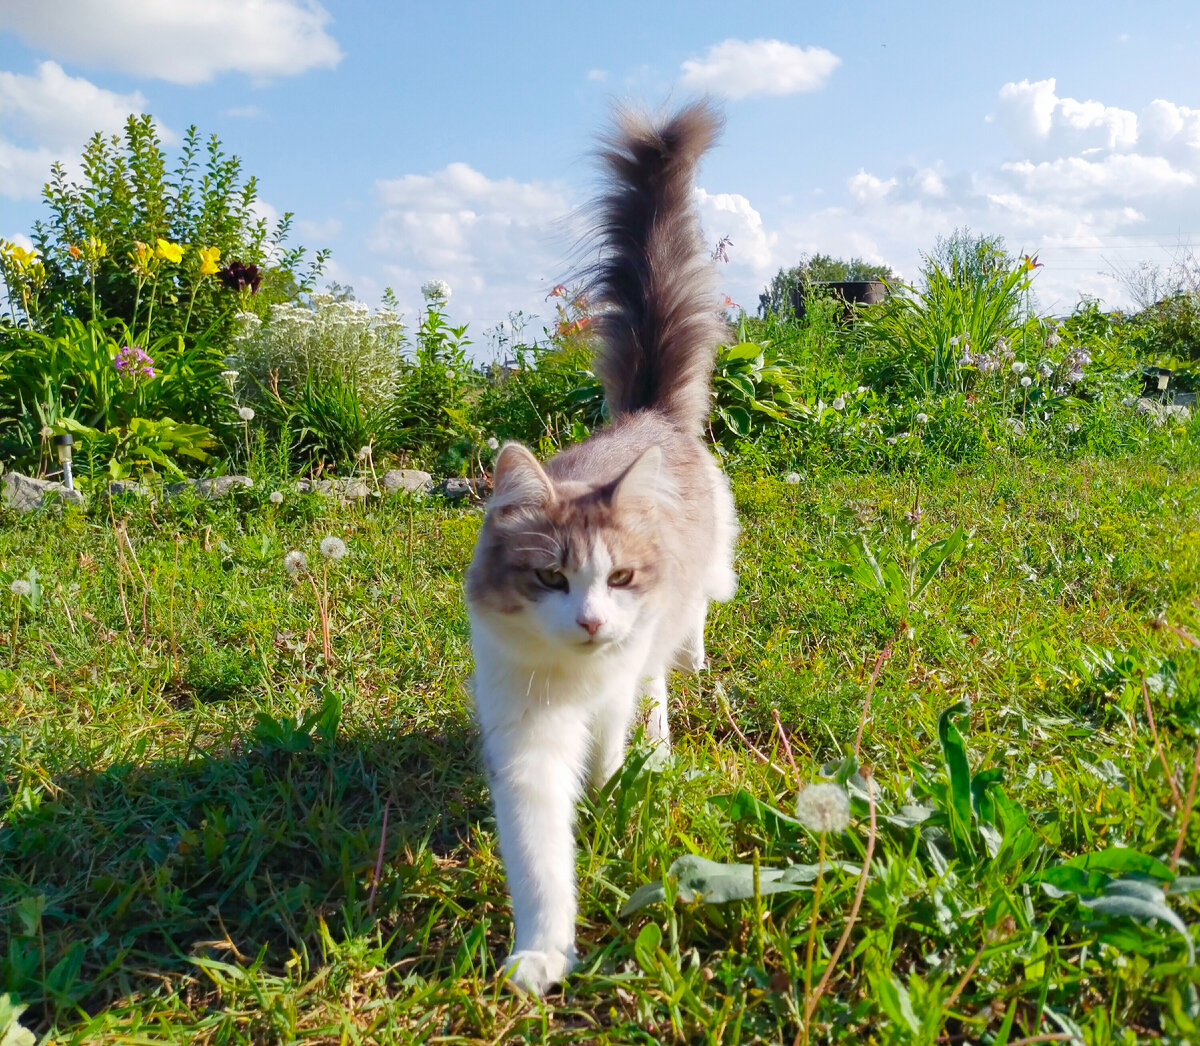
218,259 -> 262,294
114,344 -> 156,379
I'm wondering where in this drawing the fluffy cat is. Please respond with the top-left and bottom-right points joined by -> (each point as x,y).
466,101 -> 737,996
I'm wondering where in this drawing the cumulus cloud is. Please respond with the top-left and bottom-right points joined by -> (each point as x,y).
680,39 -> 840,99
0,61 -> 171,199
367,162 -> 576,326
2,0 -> 342,85
808,78 -> 1200,311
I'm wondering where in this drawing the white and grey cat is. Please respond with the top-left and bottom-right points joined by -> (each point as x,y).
466,102 -> 737,995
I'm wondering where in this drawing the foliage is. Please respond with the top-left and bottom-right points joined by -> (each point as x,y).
2,446 -> 1199,1042
8,115 -> 328,340
57,415 -> 214,480
759,252 -> 895,317
920,226 -> 1012,292
1124,292 -> 1200,362
231,295 -> 406,411
710,338 -> 807,442
0,316 -> 227,471
859,256 -> 1038,396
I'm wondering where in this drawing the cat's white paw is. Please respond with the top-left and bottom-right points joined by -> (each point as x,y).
501,947 -> 577,995
646,702 -> 671,745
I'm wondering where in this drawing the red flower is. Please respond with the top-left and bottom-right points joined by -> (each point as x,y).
547,283 -> 567,299
1022,253 -> 1043,271
722,295 -> 740,310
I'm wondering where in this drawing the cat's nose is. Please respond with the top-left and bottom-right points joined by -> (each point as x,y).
577,615 -> 603,637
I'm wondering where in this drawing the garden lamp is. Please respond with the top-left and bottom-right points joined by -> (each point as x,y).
53,433 -> 75,491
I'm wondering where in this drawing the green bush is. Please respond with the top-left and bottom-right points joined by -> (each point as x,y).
7,115 -> 327,342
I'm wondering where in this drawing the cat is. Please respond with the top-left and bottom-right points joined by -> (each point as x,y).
465,101 -> 737,996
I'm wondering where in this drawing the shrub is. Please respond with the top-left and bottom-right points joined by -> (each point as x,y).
10,115 -> 328,342
759,253 -> 894,317
231,295 -> 406,410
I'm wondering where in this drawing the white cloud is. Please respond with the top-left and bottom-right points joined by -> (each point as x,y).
2,0 -> 342,85
0,61 -> 172,199
994,77 -> 1138,157
297,217 -> 344,241
367,162 -> 576,326
586,69 -> 608,83
679,39 -> 840,99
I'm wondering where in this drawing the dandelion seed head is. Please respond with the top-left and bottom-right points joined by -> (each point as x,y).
10,579 -> 32,597
237,406 -> 255,422
832,396 -> 846,411
795,782 -> 851,833
486,436 -> 500,451
319,536 -> 348,561
1011,361 -> 1027,375
915,412 -> 929,424
784,472 -> 802,484
269,491 -> 284,504
1020,375 -> 1032,387
283,550 -> 308,576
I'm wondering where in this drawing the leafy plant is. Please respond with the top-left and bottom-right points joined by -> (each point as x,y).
58,415 -> 214,480
711,339 -> 805,441
24,115 -> 328,340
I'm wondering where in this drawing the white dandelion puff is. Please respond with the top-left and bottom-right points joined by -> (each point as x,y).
269,491 -> 284,504
785,472 -> 802,485
9,579 -> 32,597
319,536 -> 348,561
486,436 -> 500,451
283,550 -> 308,576
237,406 -> 255,422
795,782 -> 851,833
1011,361 -> 1027,375
832,396 -> 846,411
1020,375 -> 1032,387
915,412 -> 929,424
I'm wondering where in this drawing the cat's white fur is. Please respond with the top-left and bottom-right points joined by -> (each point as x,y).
469,475 -> 735,993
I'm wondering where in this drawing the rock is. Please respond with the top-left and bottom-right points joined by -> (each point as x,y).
381,468 -> 433,494
195,475 -> 254,498
108,480 -> 150,497
435,476 -> 491,501
304,477 -> 373,500
1137,397 -> 1192,425
2,471 -> 84,512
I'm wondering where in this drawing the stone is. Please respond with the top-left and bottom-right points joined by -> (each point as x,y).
1137,397 -> 1192,425
306,477 -> 372,500
194,475 -> 254,498
108,480 -> 151,497
435,476 -> 491,501
2,471 -> 84,512
381,468 -> 433,494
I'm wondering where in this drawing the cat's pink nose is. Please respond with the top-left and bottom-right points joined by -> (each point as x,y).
577,615 -> 603,637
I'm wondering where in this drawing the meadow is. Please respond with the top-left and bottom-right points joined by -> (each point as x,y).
3,118 -> 1200,1044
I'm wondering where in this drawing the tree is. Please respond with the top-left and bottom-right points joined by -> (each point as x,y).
759,253 -> 894,316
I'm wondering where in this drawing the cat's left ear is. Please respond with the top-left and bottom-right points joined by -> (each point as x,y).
613,445 -> 666,513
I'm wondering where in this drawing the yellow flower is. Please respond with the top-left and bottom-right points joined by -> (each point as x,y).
85,236 -> 108,262
9,244 -> 39,269
198,245 -> 221,275
155,238 -> 183,263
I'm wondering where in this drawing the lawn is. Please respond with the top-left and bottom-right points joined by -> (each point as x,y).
3,439 -> 1199,1044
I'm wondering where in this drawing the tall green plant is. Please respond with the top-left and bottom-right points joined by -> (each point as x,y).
25,115 -> 328,340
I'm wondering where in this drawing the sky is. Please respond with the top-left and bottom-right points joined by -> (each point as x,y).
2,0 -> 1199,353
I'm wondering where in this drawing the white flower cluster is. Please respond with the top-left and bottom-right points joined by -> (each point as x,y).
421,279 -> 452,302
230,296 -> 407,410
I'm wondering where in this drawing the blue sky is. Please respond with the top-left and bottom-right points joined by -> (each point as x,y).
2,0 -> 1198,349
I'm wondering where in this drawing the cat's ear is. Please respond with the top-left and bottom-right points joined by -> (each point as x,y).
490,443 -> 554,513
613,445 -> 666,513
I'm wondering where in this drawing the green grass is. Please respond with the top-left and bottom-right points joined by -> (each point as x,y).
2,444 -> 1199,1044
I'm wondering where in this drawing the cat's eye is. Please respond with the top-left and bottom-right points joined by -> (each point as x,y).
535,567 -> 568,591
608,568 -> 634,587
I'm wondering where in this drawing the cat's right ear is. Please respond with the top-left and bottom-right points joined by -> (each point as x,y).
489,443 -> 554,514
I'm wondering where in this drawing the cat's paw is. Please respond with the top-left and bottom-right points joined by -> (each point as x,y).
501,947 -> 577,995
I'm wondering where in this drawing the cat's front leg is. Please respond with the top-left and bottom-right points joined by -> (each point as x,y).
482,705 -> 589,995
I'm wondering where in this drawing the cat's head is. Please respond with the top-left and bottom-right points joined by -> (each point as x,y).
467,442 -> 674,656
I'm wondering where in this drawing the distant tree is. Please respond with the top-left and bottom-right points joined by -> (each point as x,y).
920,228 -> 1010,292
759,253 -> 894,316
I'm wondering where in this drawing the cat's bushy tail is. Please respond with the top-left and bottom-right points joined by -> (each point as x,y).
587,101 -> 727,435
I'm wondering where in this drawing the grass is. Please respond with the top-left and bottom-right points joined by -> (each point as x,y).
2,439 -> 1199,1044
